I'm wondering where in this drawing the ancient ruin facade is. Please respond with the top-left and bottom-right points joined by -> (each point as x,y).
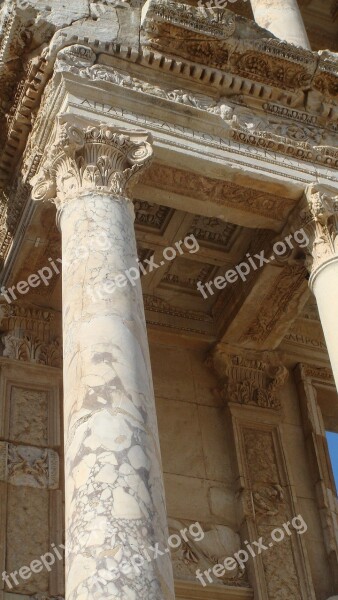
0,0 -> 337,599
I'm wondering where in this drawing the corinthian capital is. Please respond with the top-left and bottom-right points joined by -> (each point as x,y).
300,183 -> 338,277
208,344 -> 288,410
30,119 -> 153,208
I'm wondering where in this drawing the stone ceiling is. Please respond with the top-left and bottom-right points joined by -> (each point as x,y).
5,172 -> 312,352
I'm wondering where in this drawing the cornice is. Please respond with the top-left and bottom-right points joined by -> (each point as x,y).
74,61 -> 338,170
0,2 -> 338,273
1,2 -> 338,198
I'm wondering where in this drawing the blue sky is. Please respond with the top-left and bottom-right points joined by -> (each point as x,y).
326,431 -> 338,491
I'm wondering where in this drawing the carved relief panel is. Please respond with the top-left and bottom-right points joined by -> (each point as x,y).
0,358 -> 63,598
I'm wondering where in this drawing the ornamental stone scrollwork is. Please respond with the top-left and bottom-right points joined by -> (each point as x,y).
209,345 -> 288,409
299,183 -> 338,277
30,118 -> 154,209
0,441 -> 59,489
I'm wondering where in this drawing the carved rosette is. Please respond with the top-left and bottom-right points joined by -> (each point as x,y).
30,120 -> 153,211
300,183 -> 338,280
210,345 -> 288,410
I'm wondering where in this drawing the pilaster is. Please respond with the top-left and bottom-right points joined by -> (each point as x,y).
208,344 -> 315,600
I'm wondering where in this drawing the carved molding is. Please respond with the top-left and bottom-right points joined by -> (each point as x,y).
209,345 -> 288,409
297,362 -> 334,383
80,62 -> 338,168
0,441 -> 59,489
142,0 -> 237,38
239,264 -> 308,346
30,118 -> 154,209
299,183 -> 338,278
144,294 -> 213,323
142,163 -> 294,222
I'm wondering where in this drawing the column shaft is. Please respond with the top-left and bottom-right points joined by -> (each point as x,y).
61,192 -> 172,600
31,121 -> 174,600
310,258 -> 338,390
301,184 -> 338,391
250,0 -> 311,49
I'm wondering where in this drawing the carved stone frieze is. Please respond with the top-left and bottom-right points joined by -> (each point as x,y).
299,183 -> 338,277
210,345 -> 288,409
239,264 -> 308,345
314,50 -> 338,97
0,304 -> 62,368
144,294 -> 213,323
30,118 -> 153,209
142,163 -> 295,222
142,0 -> 237,39
82,63 -> 338,168
0,441 -> 59,489
142,0 -> 323,95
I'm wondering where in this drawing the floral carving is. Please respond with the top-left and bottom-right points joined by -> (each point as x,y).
210,346 -> 288,409
300,183 -> 338,277
30,120 -> 153,208
2,333 -> 61,367
0,304 -> 61,367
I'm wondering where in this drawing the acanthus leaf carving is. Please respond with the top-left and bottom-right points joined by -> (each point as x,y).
303,183 -> 338,276
2,332 -> 61,367
0,303 -> 62,367
209,345 -> 288,409
30,118 -> 154,208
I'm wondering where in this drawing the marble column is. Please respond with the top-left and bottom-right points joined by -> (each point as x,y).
250,0 -> 311,49
31,120 -> 175,600
300,184 -> 338,390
